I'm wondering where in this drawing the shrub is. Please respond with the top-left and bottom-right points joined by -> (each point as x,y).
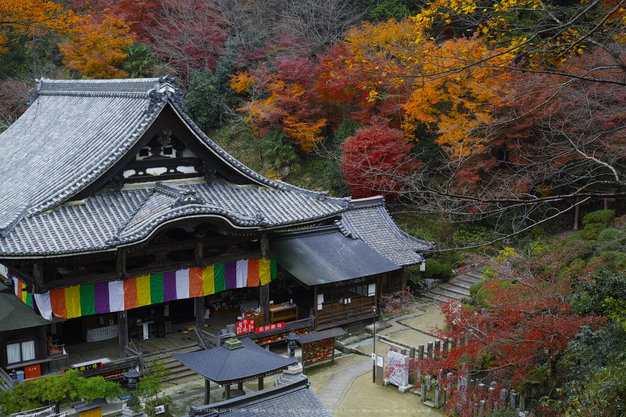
424,258 -> 443,277
597,228 -> 626,251
469,281 -> 483,297
440,263 -> 453,279
580,223 -> 606,240
582,209 -> 615,227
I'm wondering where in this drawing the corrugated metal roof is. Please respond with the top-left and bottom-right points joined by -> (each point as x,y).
271,229 -> 400,286
173,337 -> 297,383
337,197 -> 432,266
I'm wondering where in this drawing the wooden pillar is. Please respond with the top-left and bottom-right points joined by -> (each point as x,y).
204,379 -> 211,404
33,263 -> 44,293
195,242 -> 204,267
194,296 -> 205,343
258,376 -> 264,390
313,286 -> 318,329
116,250 -> 126,280
260,233 -> 271,326
118,311 -> 129,358
37,326 -> 47,361
237,381 -> 243,391
225,384 -> 231,400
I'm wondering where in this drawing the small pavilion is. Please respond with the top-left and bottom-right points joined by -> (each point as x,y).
173,337 -> 297,404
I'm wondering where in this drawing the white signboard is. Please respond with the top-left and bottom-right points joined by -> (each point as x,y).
387,350 -> 409,387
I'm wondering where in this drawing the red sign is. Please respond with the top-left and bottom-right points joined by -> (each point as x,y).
236,318 -> 255,335
255,322 -> 285,333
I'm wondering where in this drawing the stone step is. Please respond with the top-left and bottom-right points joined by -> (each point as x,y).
465,271 -> 483,280
437,283 -> 470,297
428,287 -> 468,301
454,275 -> 481,286
420,292 -> 453,304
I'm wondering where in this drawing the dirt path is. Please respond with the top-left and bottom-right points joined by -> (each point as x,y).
306,298 -> 447,416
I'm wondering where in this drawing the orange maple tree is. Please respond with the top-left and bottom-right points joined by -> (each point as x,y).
232,58 -> 328,152
58,15 -> 135,78
0,0 -> 82,54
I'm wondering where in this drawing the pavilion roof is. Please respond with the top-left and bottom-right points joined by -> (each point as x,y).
172,337 -> 297,384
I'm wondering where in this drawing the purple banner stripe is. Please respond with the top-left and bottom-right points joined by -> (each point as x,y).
163,271 -> 177,302
225,262 -> 237,289
94,282 -> 110,314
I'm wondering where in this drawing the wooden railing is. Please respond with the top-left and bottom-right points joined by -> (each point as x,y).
316,296 -> 375,328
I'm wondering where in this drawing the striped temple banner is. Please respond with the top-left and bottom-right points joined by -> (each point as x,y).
13,255 -> 277,321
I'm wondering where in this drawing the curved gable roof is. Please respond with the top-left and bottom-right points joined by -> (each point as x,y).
0,77 -> 348,244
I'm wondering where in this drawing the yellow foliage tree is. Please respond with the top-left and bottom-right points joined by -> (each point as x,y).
59,16 -> 135,79
0,0 -> 82,53
331,18 -> 513,156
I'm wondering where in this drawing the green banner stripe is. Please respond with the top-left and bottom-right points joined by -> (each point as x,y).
150,273 -> 164,304
80,283 -> 96,316
214,263 -> 226,293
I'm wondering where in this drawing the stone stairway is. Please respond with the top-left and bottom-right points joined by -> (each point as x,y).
421,271 -> 482,303
143,343 -> 202,385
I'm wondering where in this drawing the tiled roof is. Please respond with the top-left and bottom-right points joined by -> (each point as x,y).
191,377 -> 332,417
173,337 -> 297,384
337,196 -> 433,266
0,181 -> 346,256
0,77 -> 348,256
0,79 -> 164,235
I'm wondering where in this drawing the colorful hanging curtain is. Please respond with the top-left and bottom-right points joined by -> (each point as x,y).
11,277 -> 33,308
39,256 -> 277,320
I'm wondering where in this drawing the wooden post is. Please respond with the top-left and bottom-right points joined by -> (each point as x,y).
258,376 -> 264,390
260,233 -> 271,326
194,297 -> 205,344
118,311 -> 129,358
116,250 -> 126,280
195,242 -> 204,267
237,381 -> 243,391
33,263 -> 44,293
205,379 -> 211,404
225,384 -> 231,400
313,286 -> 318,329
331,338 -> 336,365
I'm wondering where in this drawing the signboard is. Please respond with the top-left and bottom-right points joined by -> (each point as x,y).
65,362 -> 102,373
236,318 -> 255,334
154,405 -> 165,415
255,322 -> 285,333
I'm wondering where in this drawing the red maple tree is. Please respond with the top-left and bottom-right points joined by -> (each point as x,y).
340,118 -> 415,198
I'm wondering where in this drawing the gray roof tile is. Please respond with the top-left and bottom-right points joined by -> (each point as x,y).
337,197 -> 433,266
0,78 -> 348,256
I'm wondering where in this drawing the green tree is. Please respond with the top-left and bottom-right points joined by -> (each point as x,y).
0,369 -> 122,415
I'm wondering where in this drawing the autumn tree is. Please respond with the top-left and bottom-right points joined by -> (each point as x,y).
59,15 -> 135,78
233,58 -> 328,152
419,247 -> 606,416
0,0 -> 82,54
147,0 -> 228,81
340,118 -> 415,198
